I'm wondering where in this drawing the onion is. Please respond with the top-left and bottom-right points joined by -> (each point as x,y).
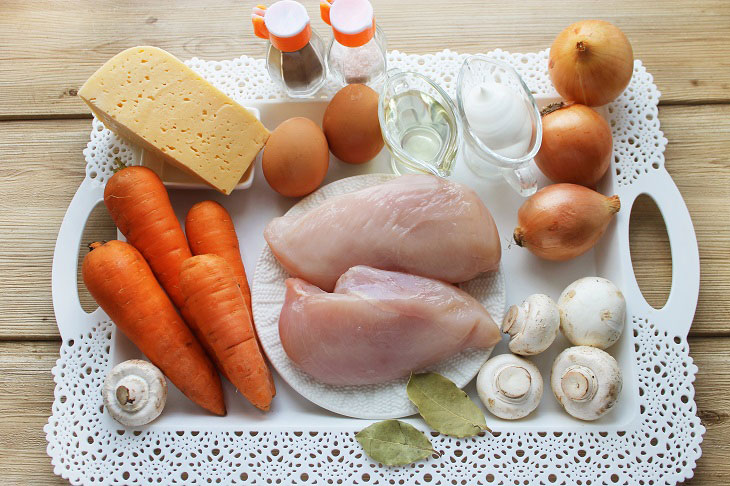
535,103 -> 612,188
513,184 -> 620,261
548,20 -> 634,106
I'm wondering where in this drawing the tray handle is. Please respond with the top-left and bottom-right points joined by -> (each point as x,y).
626,170 -> 700,337
52,178 -> 106,341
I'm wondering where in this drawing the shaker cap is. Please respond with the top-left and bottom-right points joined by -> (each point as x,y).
252,0 -> 312,52
321,0 -> 376,48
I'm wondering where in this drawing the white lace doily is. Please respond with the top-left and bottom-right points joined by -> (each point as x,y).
252,174 -> 505,419
48,49 -> 703,485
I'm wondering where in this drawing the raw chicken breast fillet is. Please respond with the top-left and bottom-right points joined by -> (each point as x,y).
279,266 -> 501,386
265,174 -> 501,292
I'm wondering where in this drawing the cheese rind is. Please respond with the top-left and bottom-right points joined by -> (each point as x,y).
79,46 -> 269,194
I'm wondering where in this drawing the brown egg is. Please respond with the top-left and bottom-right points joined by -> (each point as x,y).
323,84 -> 384,164
262,117 -> 329,197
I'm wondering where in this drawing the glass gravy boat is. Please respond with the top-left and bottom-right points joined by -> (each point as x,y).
378,69 -> 460,177
456,55 -> 542,196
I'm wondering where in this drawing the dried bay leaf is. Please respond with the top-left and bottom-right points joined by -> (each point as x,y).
407,372 -> 488,438
355,419 -> 435,466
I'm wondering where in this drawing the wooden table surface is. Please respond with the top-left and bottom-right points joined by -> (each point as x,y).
1,1 -> 728,484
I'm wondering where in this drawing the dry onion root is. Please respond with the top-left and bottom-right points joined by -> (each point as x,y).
513,183 -> 620,261
548,20 -> 634,107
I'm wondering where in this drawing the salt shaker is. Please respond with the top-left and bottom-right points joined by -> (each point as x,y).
320,0 -> 387,89
252,1 -> 327,98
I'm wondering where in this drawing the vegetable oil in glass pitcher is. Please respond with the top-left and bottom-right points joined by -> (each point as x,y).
378,71 -> 459,177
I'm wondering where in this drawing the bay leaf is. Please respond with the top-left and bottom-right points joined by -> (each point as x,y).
407,372 -> 488,438
355,419 -> 435,466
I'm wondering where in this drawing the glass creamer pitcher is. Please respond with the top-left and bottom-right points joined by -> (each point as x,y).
456,55 -> 542,196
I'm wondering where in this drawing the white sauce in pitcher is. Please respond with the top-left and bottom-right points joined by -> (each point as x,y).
463,83 -> 532,159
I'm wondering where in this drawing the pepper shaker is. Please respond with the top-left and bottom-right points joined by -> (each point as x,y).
320,0 -> 387,89
252,1 -> 327,98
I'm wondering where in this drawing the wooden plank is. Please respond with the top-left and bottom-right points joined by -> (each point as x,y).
686,336 -> 730,484
0,103 -> 728,339
1,0 -> 730,118
644,104 -> 730,335
0,341 -> 64,485
0,338 -> 725,484
0,119 -> 117,340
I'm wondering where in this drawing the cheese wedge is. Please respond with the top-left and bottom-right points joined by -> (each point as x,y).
79,46 -> 269,194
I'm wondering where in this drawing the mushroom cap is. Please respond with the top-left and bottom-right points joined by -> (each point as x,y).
558,277 -> 626,350
551,346 -> 622,421
477,354 -> 543,420
502,294 -> 560,355
103,359 -> 167,426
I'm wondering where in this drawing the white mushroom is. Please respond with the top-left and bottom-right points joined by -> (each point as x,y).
103,359 -> 167,426
502,294 -> 560,355
551,346 -> 622,421
477,354 -> 543,420
558,277 -> 626,349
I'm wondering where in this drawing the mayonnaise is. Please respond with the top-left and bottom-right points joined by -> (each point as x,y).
463,83 -> 532,159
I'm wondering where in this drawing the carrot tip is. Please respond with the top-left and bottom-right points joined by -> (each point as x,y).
211,406 -> 227,417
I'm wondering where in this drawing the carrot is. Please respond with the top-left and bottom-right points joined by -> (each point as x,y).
179,254 -> 275,411
185,201 -> 252,316
104,166 -> 191,309
184,202 -> 274,394
82,240 -> 225,416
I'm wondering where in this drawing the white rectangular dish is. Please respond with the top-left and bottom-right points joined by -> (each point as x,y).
48,50 -> 704,485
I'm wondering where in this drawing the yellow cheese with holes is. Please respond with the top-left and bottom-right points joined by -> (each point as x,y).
79,46 -> 269,194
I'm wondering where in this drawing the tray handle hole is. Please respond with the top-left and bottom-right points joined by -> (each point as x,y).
629,194 -> 671,309
76,201 -> 117,313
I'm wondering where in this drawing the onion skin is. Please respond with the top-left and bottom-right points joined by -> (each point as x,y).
549,20 -> 634,106
535,103 -> 612,188
513,184 -> 620,261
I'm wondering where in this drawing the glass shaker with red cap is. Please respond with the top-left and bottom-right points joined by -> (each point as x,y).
320,0 -> 387,89
252,1 -> 327,98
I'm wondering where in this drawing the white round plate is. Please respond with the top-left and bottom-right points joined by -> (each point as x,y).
252,173 -> 506,419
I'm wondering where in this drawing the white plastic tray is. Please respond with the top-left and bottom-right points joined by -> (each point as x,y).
47,50 -> 704,486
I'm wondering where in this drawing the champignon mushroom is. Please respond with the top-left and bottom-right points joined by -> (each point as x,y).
558,277 -> 626,349
477,354 -> 543,420
551,346 -> 622,421
103,359 -> 167,426
502,294 -> 560,355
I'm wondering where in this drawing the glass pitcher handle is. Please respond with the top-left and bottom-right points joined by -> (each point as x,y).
501,164 -> 538,197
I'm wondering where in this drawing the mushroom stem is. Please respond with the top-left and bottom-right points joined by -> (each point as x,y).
113,375 -> 149,413
561,365 -> 598,402
477,354 -> 544,420
501,304 -> 525,336
495,365 -> 532,401
116,385 -> 132,405
502,294 -> 560,356
103,359 -> 168,427
551,346 -> 622,421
